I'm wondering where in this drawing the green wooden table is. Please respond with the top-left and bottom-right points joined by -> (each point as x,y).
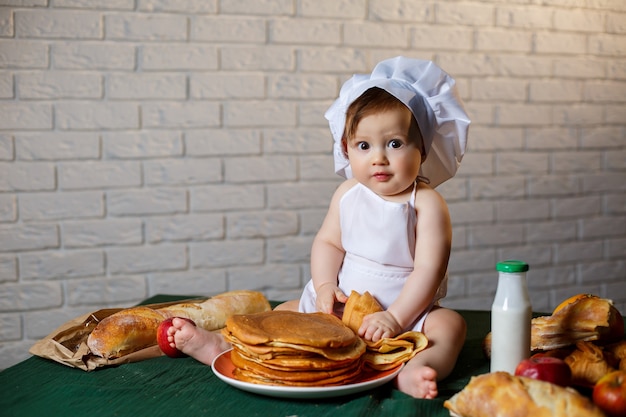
0,295 -> 499,417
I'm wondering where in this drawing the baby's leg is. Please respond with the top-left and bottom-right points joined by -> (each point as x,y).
395,307 -> 466,399
273,299 -> 299,311
167,317 -> 231,365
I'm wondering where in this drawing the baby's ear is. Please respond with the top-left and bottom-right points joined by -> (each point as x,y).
341,138 -> 349,156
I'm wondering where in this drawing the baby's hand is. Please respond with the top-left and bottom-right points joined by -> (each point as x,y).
359,311 -> 402,342
315,283 -> 347,314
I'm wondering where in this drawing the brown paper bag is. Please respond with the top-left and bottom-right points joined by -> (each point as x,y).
29,299 -> 205,371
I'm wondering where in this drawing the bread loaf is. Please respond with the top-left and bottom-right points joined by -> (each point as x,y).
444,372 -> 605,417
87,290 -> 271,359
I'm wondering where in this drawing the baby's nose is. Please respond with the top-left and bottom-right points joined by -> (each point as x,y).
371,147 -> 388,164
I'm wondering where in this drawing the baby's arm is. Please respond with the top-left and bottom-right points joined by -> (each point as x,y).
310,180 -> 354,314
388,184 -> 452,329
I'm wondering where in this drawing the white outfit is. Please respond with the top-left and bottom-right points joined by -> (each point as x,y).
298,182 -> 447,332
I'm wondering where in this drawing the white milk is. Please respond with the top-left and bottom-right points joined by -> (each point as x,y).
490,261 -> 532,374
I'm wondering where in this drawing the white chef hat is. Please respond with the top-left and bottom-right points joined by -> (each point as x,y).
325,56 -> 470,188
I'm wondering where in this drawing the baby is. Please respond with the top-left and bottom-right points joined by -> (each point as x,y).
167,56 -> 470,399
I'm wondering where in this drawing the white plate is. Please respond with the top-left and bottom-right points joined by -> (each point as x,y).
211,349 -> 403,399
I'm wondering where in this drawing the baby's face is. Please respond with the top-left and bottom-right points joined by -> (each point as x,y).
346,107 -> 422,201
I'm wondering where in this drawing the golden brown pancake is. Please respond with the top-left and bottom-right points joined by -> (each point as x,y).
225,310 -> 357,348
342,291 -> 429,371
231,339 -> 365,371
342,290 -> 384,333
222,310 -> 366,386
225,334 -> 366,362
223,297 -> 428,386
364,331 -> 429,370
231,349 -> 364,386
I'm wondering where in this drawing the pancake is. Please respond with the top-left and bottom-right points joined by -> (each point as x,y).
225,333 -> 366,362
231,339 -> 365,371
223,297 -> 429,386
225,310 -> 357,348
342,291 -> 430,371
233,366 -> 363,387
231,349 -> 364,386
342,290 -> 384,333
222,310 -> 366,386
364,331 -> 429,370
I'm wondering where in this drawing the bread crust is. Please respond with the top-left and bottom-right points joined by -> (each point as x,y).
86,306 -> 165,359
86,290 -> 270,359
444,372 -> 606,417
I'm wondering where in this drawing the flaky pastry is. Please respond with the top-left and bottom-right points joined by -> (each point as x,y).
565,341 -> 615,387
444,371 -> 605,417
484,295 -> 624,356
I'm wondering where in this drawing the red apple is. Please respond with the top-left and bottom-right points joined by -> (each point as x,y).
156,317 -> 196,358
514,354 -> 572,387
593,370 -> 626,417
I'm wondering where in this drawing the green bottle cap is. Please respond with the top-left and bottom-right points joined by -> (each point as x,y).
496,260 -> 529,273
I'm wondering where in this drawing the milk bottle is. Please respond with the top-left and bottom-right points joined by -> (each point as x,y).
490,260 -> 532,374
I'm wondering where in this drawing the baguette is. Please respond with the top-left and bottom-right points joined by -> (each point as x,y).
87,290 -> 271,359
444,372 -> 605,417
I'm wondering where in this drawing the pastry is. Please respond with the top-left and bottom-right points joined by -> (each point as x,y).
484,294 -> 624,356
444,371 -> 605,417
87,290 -> 271,358
565,341 -> 615,386
531,295 -> 623,350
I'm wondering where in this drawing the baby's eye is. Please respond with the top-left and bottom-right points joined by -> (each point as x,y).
388,139 -> 403,149
357,142 -> 370,150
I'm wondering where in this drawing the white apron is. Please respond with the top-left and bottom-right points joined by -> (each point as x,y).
299,183 -> 447,332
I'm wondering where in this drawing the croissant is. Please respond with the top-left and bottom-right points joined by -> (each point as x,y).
531,295 -> 623,350
484,295 -> 624,356
606,340 -> 626,360
564,341 -> 615,387
610,341 -> 626,371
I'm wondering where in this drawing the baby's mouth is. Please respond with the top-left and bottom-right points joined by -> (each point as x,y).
373,172 -> 391,181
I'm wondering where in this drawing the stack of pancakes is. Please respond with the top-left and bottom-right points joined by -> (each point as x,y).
222,310 -> 366,386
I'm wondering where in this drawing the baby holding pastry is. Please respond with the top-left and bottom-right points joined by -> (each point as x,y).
167,56 -> 471,399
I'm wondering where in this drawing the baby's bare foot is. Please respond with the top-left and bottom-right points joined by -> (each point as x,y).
167,318 -> 229,365
395,364 -> 438,399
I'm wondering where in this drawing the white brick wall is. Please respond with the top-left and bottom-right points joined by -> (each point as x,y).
0,0 -> 625,369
